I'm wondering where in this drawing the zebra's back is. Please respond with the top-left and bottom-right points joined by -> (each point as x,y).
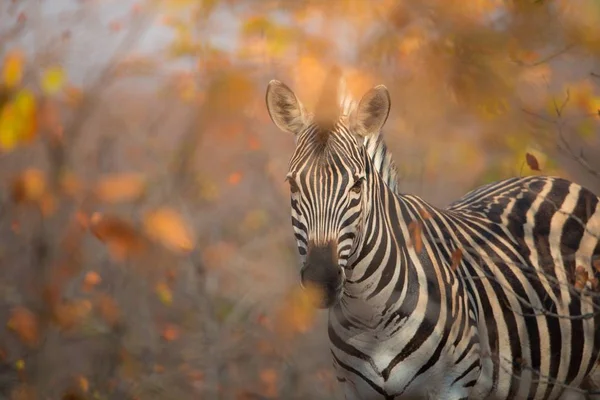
444,175 -> 600,399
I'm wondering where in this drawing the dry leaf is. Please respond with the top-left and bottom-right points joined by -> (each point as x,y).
94,173 -> 146,204
418,207 -> 432,220
574,265 -> 589,291
7,307 -> 38,347
10,384 -> 35,400
408,220 -> 423,253
228,172 -> 242,185
451,248 -> 463,271
525,152 -> 540,172
11,169 -> 46,204
96,294 -> 120,326
52,300 -> 92,330
2,50 -> 24,88
162,324 -> 180,341
259,368 -> 278,398
78,376 -> 89,393
82,271 -> 101,291
155,281 -> 173,305
143,207 -> 195,253
89,213 -> 146,260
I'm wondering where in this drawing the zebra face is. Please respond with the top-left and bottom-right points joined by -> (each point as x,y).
266,79 -> 391,308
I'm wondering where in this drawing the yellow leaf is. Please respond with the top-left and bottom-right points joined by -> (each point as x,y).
0,89 -> 38,151
588,96 -> 600,116
15,359 -> 25,371
13,89 -> 37,142
41,66 -> 65,95
2,51 -> 24,88
14,89 -> 35,115
0,104 -> 19,151
155,282 -> 173,305
143,207 -> 195,253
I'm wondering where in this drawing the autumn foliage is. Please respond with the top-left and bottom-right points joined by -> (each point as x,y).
1,0 -> 600,398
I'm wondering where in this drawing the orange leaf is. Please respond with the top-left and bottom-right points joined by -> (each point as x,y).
11,168 -> 47,204
82,271 -> 101,291
162,324 -> 180,341
94,173 -> 146,204
259,368 -> 278,398
78,376 -> 89,393
451,248 -> 463,271
525,152 -> 540,172
143,207 -> 195,253
96,294 -> 120,326
228,172 -> 242,185
39,193 -> 56,217
418,207 -> 432,220
408,220 -> 423,253
2,50 -> 24,88
52,300 -> 92,330
89,213 -> 146,260
7,307 -> 38,347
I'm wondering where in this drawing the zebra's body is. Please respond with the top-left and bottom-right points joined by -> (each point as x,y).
332,173 -> 600,399
265,76 -> 600,399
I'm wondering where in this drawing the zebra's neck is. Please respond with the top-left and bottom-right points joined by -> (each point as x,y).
338,161 -> 428,330
363,134 -> 400,195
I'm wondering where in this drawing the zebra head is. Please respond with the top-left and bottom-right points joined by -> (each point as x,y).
265,77 -> 391,308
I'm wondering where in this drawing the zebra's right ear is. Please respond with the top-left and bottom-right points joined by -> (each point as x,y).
351,85 -> 391,138
265,80 -> 309,135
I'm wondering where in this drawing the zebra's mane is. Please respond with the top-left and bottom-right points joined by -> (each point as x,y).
338,79 -> 400,195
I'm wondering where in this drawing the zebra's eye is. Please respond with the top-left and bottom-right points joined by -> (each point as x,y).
350,179 -> 363,194
289,180 -> 300,194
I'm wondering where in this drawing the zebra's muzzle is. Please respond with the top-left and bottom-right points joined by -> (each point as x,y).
300,242 -> 345,308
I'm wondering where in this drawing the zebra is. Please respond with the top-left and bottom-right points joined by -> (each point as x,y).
265,75 -> 600,399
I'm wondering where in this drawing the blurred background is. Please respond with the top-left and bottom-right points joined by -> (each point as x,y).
1,0 -> 600,399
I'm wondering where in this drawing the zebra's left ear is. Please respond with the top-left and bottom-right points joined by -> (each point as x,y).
350,85 -> 391,138
265,80 -> 309,135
